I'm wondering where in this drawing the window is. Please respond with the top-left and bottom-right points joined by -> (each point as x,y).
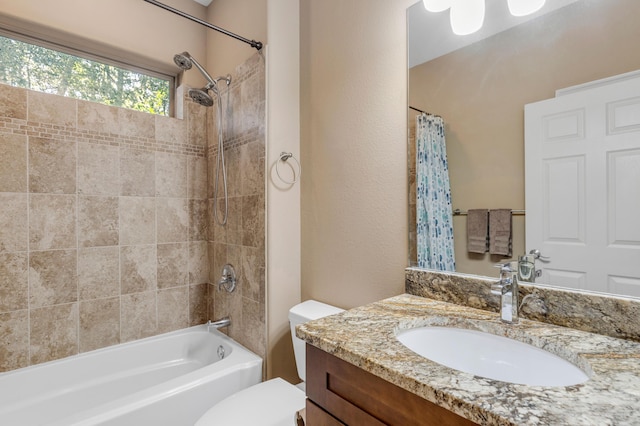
0,34 -> 172,116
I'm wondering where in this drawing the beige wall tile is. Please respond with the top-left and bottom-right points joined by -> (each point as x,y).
28,91 -> 76,127
157,286 -> 188,333
240,142 -> 265,196
77,100 -> 119,134
156,152 -> 187,198
0,133 -> 27,192
77,143 -> 119,196
223,146 -> 241,197
157,243 -> 188,289
241,194 -> 265,249
79,297 -> 120,353
155,115 -> 186,144
213,283 -> 242,340
120,148 -> 155,197
0,193 -> 28,253
119,197 -> 155,245
210,242 -> 223,284
29,194 -> 76,251
0,252 -> 28,313
118,109 -> 154,139
78,196 -> 119,248
29,249 -> 78,308
188,241 -> 209,285
189,199 -> 208,241
224,197 -> 242,245
121,245 -> 157,295
0,310 -> 29,372
121,291 -> 157,342
187,101 -> 207,147
189,283 -> 208,326
0,84 -> 27,120
78,247 -> 120,300
241,296 -> 266,359
156,198 -> 188,243
187,156 -> 207,199
241,246 -> 265,304
28,137 -> 76,194
30,303 -> 78,365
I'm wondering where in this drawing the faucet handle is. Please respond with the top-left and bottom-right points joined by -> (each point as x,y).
490,281 -> 504,295
493,262 -> 514,272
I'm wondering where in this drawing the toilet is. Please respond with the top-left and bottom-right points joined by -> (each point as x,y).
195,300 -> 344,426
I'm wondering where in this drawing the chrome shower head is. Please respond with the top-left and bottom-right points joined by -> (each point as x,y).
173,52 -> 192,70
174,51 -> 216,87
188,88 -> 214,107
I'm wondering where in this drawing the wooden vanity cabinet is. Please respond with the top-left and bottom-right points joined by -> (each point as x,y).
305,344 -> 476,426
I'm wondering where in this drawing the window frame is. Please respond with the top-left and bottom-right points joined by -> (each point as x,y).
0,21 -> 176,117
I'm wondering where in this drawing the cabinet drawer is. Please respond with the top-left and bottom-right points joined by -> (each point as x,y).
306,344 -> 476,426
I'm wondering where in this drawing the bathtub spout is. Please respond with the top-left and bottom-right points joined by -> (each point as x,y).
207,317 -> 231,330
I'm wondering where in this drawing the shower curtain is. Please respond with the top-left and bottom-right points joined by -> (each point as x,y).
416,113 -> 456,271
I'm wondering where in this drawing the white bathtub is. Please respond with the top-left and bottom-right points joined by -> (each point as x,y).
0,325 -> 262,426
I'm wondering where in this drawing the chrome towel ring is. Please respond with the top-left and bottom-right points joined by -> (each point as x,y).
276,152 -> 301,184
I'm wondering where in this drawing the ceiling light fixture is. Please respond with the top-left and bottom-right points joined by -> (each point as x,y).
424,0 -> 546,35
422,0 -> 452,13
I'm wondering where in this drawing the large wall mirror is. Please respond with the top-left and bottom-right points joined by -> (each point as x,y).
408,0 -> 640,297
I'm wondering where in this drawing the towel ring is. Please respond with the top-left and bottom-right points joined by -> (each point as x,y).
276,152 -> 301,184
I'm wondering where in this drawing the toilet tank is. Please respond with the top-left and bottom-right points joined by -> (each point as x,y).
288,300 -> 344,383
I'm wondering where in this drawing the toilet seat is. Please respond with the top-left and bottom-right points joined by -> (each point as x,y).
195,378 -> 305,426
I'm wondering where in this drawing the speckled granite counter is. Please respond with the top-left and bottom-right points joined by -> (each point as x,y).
297,294 -> 640,426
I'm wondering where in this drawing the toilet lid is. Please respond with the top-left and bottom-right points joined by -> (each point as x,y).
195,378 -> 306,426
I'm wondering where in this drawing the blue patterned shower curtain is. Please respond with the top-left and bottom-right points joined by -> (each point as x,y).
416,113 -> 455,271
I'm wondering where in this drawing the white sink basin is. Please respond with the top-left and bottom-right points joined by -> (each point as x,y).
396,327 -> 589,387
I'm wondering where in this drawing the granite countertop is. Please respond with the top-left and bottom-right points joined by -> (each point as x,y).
297,294 -> 640,426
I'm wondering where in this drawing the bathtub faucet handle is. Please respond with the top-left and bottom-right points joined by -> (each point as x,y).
218,264 -> 237,293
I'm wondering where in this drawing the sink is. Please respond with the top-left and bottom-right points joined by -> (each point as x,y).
396,327 -> 589,387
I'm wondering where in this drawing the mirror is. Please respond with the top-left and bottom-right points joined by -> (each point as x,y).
408,0 -> 640,295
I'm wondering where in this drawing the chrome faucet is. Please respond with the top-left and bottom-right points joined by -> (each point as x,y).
491,261 -> 520,323
207,317 -> 231,330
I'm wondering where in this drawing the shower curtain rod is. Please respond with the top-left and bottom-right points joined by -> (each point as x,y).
143,0 -> 263,51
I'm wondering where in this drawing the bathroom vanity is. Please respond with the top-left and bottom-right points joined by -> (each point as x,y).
297,288 -> 640,425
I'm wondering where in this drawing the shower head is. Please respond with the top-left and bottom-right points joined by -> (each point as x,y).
173,52 -> 193,70
188,88 -> 214,107
173,51 -> 216,87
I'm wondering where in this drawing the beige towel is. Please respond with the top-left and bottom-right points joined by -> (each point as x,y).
489,209 -> 512,256
467,209 -> 488,254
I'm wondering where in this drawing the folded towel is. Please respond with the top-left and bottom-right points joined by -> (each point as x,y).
467,209 -> 489,254
489,209 -> 512,256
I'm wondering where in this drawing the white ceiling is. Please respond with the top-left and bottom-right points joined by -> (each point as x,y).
408,0 -> 582,68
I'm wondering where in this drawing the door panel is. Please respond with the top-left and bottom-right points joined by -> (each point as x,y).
525,73 -> 640,295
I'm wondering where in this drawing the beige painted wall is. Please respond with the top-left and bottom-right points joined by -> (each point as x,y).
206,0 -> 267,78
409,0 -> 640,278
265,0 -> 302,383
0,0 -> 207,82
300,0 -> 414,309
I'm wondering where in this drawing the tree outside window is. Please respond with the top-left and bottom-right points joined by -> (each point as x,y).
0,35 -> 171,116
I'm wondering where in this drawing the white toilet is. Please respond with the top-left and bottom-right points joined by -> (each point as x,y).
195,300 -> 344,426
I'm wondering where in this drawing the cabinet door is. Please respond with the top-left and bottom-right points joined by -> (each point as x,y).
306,344 -> 476,426
306,400 -> 346,426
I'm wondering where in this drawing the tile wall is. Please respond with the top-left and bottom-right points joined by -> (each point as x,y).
0,82 -> 211,371
208,52 -> 267,361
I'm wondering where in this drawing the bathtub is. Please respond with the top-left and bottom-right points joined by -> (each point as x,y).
0,325 -> 262,426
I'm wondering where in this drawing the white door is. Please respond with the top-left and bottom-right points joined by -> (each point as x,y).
525,73 -> 640,296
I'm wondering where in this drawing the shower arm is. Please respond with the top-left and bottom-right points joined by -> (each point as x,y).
143,0 -> 263,51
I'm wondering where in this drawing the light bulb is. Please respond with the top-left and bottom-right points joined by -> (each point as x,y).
507,0 -> 546,17
423,0 -> 452,12
450,0 -> 485,36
